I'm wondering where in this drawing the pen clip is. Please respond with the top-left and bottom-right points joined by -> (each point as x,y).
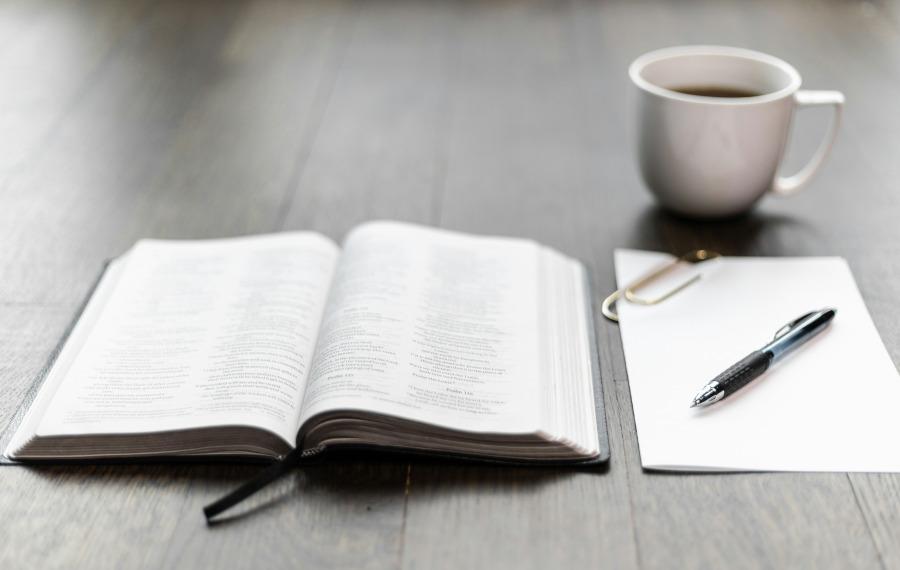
772,311 -> 817,339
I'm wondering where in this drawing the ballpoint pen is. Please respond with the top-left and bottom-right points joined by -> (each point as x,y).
690,308 -> 837,408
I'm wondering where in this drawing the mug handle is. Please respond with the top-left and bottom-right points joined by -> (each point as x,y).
771,90 -> 845,196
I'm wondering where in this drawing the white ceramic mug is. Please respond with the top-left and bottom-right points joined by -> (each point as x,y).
629,45 -> 844,218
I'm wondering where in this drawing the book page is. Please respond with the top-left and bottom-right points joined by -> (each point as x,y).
35,233 -> 338,445
298,222 -> 543,435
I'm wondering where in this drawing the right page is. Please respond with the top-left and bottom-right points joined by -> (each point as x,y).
297,222 -> 546,435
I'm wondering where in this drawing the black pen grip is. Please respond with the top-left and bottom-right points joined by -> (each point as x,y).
713,350 -> 772,393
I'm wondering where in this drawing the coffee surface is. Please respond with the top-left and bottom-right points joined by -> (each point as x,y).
670,85 -> 763,98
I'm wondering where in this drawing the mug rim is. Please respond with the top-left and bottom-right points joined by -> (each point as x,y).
629,45 -> 802,105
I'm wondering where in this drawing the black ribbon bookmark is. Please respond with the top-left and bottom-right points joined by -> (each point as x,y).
203,447 -> 308,523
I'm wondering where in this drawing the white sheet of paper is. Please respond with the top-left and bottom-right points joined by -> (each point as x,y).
616,249 -> 900,472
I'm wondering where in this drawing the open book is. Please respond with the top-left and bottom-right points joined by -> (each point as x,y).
3,222 -> 607,468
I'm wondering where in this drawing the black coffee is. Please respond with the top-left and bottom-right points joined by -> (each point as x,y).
670,85 -> 763,98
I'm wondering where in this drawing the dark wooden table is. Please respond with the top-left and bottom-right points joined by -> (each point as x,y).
2,0 -> 900,567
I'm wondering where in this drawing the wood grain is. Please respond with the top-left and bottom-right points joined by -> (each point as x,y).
1,0 -> 900,568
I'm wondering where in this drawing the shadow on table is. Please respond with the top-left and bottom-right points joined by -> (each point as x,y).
204,454 -> 602,527
625,205 -> 819,255
20,454 -> 602,526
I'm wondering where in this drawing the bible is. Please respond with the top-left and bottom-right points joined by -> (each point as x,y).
2,222 -> 608,517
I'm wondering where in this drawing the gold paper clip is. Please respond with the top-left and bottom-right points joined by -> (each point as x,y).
601,250 -> 720,322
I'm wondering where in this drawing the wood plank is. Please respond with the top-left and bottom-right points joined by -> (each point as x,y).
0,0 -> 154,177
402,1 -> 638,568
161,461 -> 409,569
280,0 -> 457,238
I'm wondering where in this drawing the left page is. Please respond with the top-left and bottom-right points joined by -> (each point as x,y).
24,233 -> 338,448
